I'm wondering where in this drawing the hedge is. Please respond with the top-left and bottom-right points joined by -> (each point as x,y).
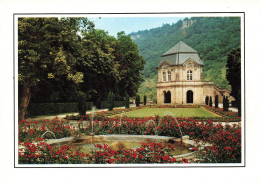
27,100 -> 125,116
99,101 -> 125,109
27,102 -> 93,117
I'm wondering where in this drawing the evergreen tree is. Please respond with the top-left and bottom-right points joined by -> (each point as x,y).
107,91 -> 115,111
226,47 -> 241,116
77,91 -> 87,116
205,96 -> 209,105
209,96 -> 213,107
226,97 -> 229,111
215,95 -> 219,108
223,96 -> 227,111
144,95 -> 147,105
125,93 -> 130,109
136,95 -> 140,107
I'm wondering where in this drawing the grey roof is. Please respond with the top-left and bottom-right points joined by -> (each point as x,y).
162,41 -> 197,56
158,41 -> 203,67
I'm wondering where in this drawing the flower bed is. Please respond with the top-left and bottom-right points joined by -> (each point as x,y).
203,105 -> 240,119
151,105 -> 200,108
18,140 -> 189,164
18,116 -> 241,164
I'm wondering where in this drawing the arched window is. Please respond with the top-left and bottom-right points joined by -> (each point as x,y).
187,70 -> 192,81
163,72 -> 166,81
168,71 -> 171,81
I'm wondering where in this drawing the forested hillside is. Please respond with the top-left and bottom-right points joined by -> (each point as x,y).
130,17 -> 241,101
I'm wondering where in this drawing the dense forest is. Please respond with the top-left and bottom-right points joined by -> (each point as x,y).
130,17 -> 241,101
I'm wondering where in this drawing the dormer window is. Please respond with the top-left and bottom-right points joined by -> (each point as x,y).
168,71 -> 171,81
163,72 -> 166,81
187,70 -> 192,81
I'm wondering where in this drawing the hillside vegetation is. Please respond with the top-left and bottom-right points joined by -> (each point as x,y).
130,17 -> 241,101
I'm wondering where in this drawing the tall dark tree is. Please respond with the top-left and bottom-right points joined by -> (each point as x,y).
205,96 -> 209,105
226,47 -> 241,116
107,91 -> 115,111
77,91 -> 87,116
136,95 -> 140,107
125,93 -> 130,109
215,95 -> 219,108
223,96 -> 227,112
209,96 -> 213,107
144,95 -> 147,105
226,97 -> 229,111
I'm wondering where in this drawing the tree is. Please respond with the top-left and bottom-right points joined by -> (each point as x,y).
205,96 -> 209,105
215,95 -> 219,108
18,18 -> 91,121
78,29 -> 120,107
77,91 -> 87,116
125,93 -> 130,109
209,96 -> 213,107
144,95 -> 147,105
107,91 -> 115,111
226,47 -> 241,116
114,32 -> 146,98
226,97 -> 229,111
223,96 -> 227,112
136,95 -> 140,107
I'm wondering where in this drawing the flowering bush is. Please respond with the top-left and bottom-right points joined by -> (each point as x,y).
18,115 -> 241,164
19,140 -> 188,164
151,105 -> 200,108
19,117 -> 73,142
203,105 -> 239,119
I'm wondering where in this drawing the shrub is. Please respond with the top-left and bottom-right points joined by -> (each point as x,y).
144,95 -> 147,105
107,91 -> 115,111
78,91 -> 87,116
226,97 -> 229,111
136,95 -> 140,107
215,95 -> 219,108
125,94 -> 130,108
223,96 -> 228,112
26,103 -> 78,117
205,96 -> 209,105
209,96 -> 212,107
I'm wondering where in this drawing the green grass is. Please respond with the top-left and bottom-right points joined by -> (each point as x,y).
114,107 -> 217,118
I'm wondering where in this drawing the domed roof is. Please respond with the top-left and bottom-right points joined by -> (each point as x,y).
162,41 -> 197,56
158,41 -> 204,67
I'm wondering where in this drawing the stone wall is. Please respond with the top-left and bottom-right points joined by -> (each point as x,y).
156,81 -> 221,105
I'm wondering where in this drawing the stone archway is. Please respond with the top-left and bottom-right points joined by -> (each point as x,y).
187,90 -> 193,104
164,91 -> 171,103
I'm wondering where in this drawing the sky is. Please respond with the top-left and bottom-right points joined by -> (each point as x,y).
87,17 -> 187,37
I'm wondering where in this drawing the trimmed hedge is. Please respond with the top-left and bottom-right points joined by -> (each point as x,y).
99,101 -> 125,109
27,102 -> 93,117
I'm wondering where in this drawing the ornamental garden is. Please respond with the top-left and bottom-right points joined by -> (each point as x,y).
18,17 -> 241,165
18,103 -> 241,164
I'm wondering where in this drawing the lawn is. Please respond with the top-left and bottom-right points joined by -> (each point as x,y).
115,107 -> 218,118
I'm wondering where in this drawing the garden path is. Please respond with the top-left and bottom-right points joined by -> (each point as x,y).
216,103 -> 238,112
25,105 -> 135,123
25,104 -> 239,123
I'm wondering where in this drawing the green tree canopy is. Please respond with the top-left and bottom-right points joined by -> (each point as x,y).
18,17 -> 93,121
226,47 -> 241,116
